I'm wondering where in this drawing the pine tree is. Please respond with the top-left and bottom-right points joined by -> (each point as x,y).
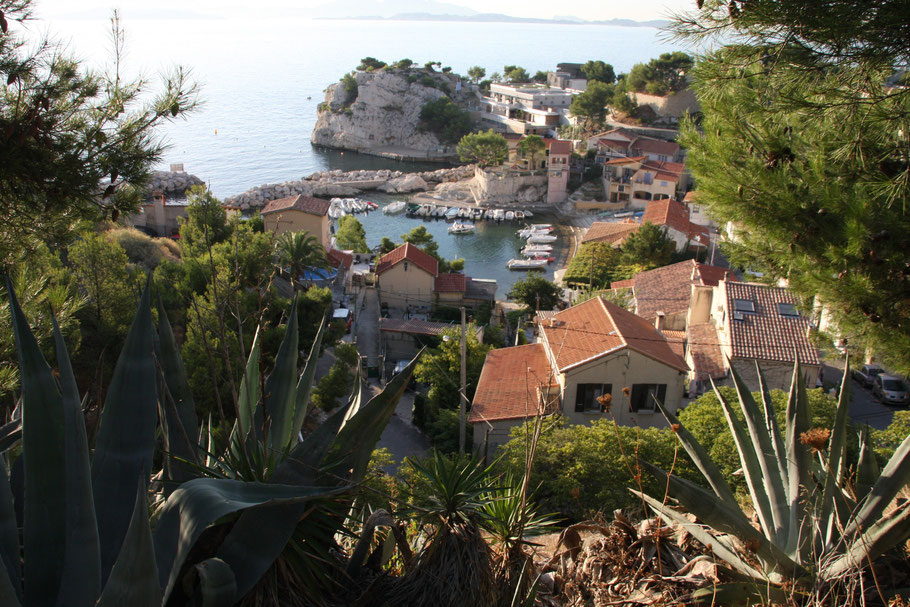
673,0 -> 910,372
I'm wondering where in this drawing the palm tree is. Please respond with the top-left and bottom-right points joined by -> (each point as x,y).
275,231 -> 328,287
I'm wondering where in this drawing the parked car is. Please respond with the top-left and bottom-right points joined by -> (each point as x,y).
872,374 -> 910,406
393,359 -> 417,390
332,308 -> 353,333
853,363 -> 885,388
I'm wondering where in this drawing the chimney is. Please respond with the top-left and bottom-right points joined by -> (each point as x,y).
654,311 -> 666,331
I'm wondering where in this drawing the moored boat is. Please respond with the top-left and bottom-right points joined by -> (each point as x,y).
515,210 -> 525,220
527,234 -> 558,244
507,258 -> 548,270
445,207 -> 461,221
522,244 -> 553,254
383,200 -> 407,214
448,222 -> 475,234
505,210 -> 515,221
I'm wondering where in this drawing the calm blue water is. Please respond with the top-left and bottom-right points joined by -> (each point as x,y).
47,15 -> 683,198
44,14 -> 679,296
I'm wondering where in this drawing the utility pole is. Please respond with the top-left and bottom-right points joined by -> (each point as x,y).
459,306 -> 468,453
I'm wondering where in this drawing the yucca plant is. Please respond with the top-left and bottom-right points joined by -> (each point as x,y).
0,277 -> 420,606
636,359 -> 910,604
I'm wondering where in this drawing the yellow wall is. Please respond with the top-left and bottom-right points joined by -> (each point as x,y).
263,210 -> 331,249
377,263 -> 435,309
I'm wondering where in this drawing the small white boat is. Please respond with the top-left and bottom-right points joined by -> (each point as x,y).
445,207 -> 461,220
522,251 -> 554,260
473,209 -> 484,220
515,211 -> 525,220
529,223 -> 553,231
508,258 -> 548,270
524,210 -> 534,218
458,208 -> 470,219
448,222 -> 475,234
522,244 -> 553,255
505,211 -> 515,221
517,228 -> 554,239
383,200 -> 407,214
527,234 -> 558,244
437,206 -> 449,218
493,209 -> 505,221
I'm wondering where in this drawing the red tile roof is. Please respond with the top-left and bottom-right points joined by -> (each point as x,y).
548,140 -> 573,155
604,156 -> 647,166
379,318 -> 453,336
591,128 -> 636,142
724,282 -> 819,365
435,273 -> 466,293
469,344 -> 557,423
630,137 -> 679,157
642,199 -> 710,247
582,220 -> 640,245
611,260 -> 737,323
261,195 -> 331,217
375,243 -> 438,277
686,323 -> 727,381
540,297 -> 688,373
327,248 -> 353,270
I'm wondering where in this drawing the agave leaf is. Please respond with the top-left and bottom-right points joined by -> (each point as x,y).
91,282 -> 158,582
340,364 -> 364,431
755,364 -> 789,499
53,317 -> 101,607
855,427 -> 879,501
230,328 -> 261,473
190,558 -> 236,607
154,477 -> 345,601
0,461 -> 21,603
846,426 -> 910,538
0,560 -> 22,607
0,418 -> 21,452
711,376 -> 777,542
292,314 -> 327,441
215,354 -> 418,600
156,297 -> 199,490
634,491 -> 767,581
95,480 -> 162,607
824,502 -> 910,579
820,364 -> 852,549
640,461 -> 803,578
653,394 -> 738,509
204,414 -> 217,469
783,357 -> 811,560
684,582 -> 792,606
8,277 -> 67,606
264,297 -> 299,456
277,389 -> 356,485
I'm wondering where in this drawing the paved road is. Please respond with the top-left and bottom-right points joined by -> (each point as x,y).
355,287 -> 380,367
823,364 -> 898,430
375,383 -> 431,471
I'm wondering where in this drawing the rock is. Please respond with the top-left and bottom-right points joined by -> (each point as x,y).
378,174 -> 428,193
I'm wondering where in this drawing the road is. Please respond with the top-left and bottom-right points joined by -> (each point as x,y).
823,364 -> 899,430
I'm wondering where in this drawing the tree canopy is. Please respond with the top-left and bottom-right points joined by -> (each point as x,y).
334,215 -> 369,253
516,135 -> 546,168
619,222 -> 676,268
569,81 -> 613,130
466,66 -> 486,83
418,98 -> 472,145
503,66 -> 529,83
673,0 -> 910,371
0,6 -> 198,267
626,52 -> 692,95
582,60 -> 615,84
357,57 -> 386,71
456,130 -> 508,168
507,275 -> 563,310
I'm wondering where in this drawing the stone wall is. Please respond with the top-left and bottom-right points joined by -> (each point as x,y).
472,166 -> 547,205
146,171 -> 205,196
631,89 -> 699,122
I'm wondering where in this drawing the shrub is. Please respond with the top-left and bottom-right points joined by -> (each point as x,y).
107,227 -> 179,272
418,98 -> 472,145
341,72 -> 358,102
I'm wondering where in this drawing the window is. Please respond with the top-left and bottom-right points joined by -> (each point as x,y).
733,299 -> 755,313
575,383 -> 612,412
776,303 -> 799,317
630,384 -> 666,412
403,261 -> 409,272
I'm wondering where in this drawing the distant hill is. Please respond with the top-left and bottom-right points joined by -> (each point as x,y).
319,11 -> 669,28
313,0 -> 478,19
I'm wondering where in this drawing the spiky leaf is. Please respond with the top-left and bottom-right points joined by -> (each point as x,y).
292,314 -> 327,440
191,558 -> 236,607
264,297 -> 299,456
825,502 -> 910,579
0,461 -> 20,603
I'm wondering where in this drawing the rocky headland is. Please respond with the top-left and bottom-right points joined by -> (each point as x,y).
146,170 -> 205,196
223,166 -> 475,210
311,67 -> 477,160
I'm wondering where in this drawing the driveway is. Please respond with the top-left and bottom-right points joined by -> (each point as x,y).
355,287 -> 380,367
373,381 -> 431,471
822,363 -> 898,430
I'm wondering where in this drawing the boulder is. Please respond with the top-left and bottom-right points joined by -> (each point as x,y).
379,174 -> 428,193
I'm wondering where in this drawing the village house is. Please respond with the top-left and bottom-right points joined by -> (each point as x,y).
547,140 -> 572,204
609,259 -> 738,331
587,128 -> 683,164
472,137 -> 575,206
374,243 -> 496,311
580,219 -> 641,248
686,280 -> 821,393
682,191 -> 712,226
641,198 -> 710,252
261,195 -> 332,249
128,193 -> 188,237
601,157 -> 687,207
546,63 -> 588,91
480,83 -> 574,136
470,297 -> 688,450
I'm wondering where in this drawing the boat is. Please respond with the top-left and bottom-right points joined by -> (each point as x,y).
505,211 -> 515,221
364,200 -> 379,210
527,234 -> 558,244
524,210 -> 534,218
415,205 -> 429,217
473,209 -> 484,220
383,200 -> 407,215
448,222 -> 475,234
458,208 -> 470,219
523,251 -> 555,262
517,227 -> 554,239
515,210 -> 525,220
435,206 -> 449,218
445,207 -> 461,221
492,209 -> 505,221
529,223 -> 553,231
522,244 -> 553,255
507,258 -> 548,270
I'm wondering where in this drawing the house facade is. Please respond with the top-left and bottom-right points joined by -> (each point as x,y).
587,128 -> 683,164
129,194 -> 188,237
480,83 -> 574,136
547,140 -> 572,204
470,297 -> 688,450
601,157 -> 685,207
641,198 -> 710,252
261,195 -> 332,248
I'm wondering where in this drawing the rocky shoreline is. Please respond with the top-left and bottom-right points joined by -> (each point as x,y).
222,166 -> 475,210
146,170 -> 205,196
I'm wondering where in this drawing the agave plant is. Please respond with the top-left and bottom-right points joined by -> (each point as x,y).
636,360 -> 910,604
0,277 -> 420,606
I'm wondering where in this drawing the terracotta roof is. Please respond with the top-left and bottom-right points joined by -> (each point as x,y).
261,195 -> 331,217
604,156 -> 647,166
548,140 -> 573,155
327,248 -> 353,270
375,243 -> 438,276
541,297 -> 688,373
724,282 -> 819,365
469,344 -> 556,423
630,137 -> 679,157
379,318 -> 453,336
661,330 -> 686,360
686,323 -> 726,381
582,220 -> 640,245
683,191 -> 699,204
435,273 -> 466,293
642,199 -> 709,247
614,260 -> 737,323
643,160 -> 686,176
590,127 -> 636,142
609,279 -> 635,289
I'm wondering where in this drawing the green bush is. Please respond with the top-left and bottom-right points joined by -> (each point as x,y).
107,227 -> 180,272
341,72 -> 358,102
418,98 -> 472,145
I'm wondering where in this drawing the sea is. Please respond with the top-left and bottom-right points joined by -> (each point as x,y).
45,14 -> 684,294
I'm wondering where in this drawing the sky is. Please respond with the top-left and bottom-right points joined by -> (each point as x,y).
31,0 -> 694,23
